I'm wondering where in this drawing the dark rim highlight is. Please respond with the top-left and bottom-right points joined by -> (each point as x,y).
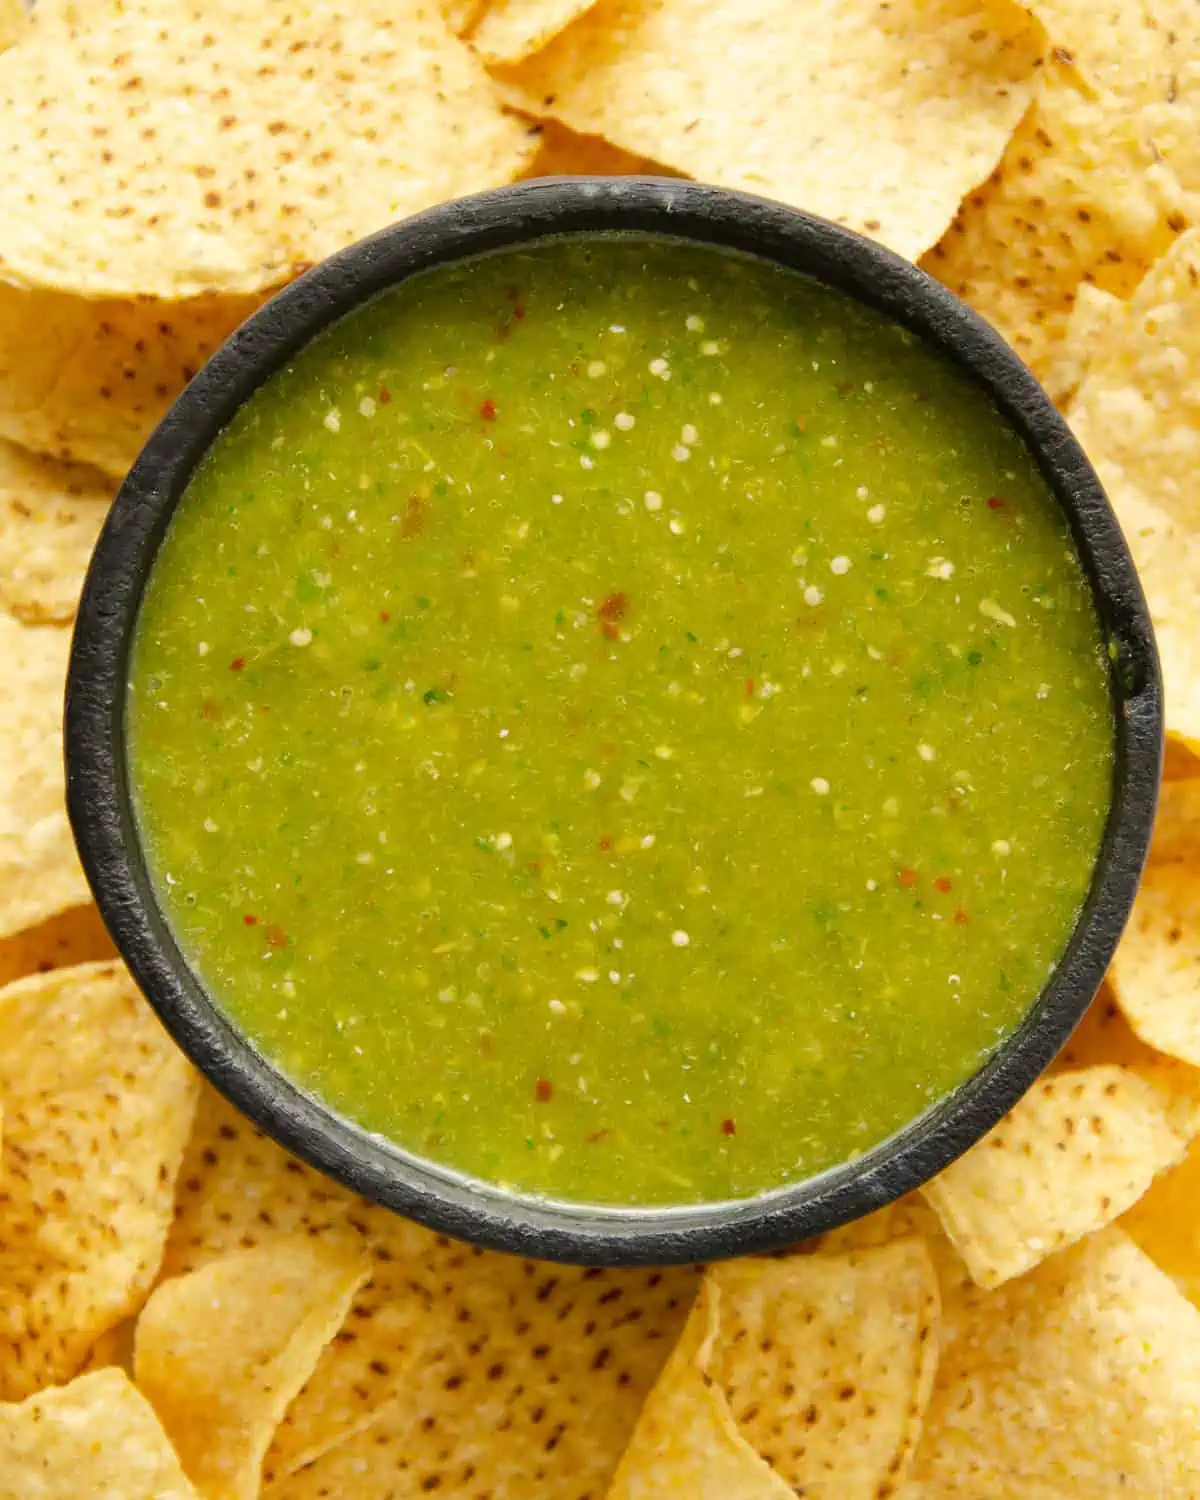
65,178 -> 1162,1266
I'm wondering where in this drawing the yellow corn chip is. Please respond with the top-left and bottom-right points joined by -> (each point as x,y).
0,0 -> 26,49
522,118 -> 681,178
0,961 -> 199,1398
603,1281 -> 791,1500
1123,1133 -> 1200,1308
472,0 -> 599,64
80,1315 -> 137,1375
0,1368 -> 200,1499
1108,786 -> 1200,1065
604,1241 -> 939,1500
0,1 -> 539,298
442,0 -> 489,34
909,1228 -> 1200,1496
0,283 -> 264,479
0,902 -> 116,989
1041,282 -> 1123,405
1053,983 -> 1166,1069
0,614 -> 92,938
0,438 -> 112,624
265,1224 -> 703,1491
500,0 -> 1043,260
921,74 -> 1186,382
922,1063 -> 1200,1288
161,1083 -> 364,1280
135,1235 -> 371,1500
1066,228 -> 1200,748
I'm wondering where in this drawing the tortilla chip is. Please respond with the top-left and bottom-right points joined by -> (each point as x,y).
909,1228 -> 1200,1495
1165,737 -> 1200,780
601,1281 -> 791,1500
161,1083 -> 364,1281
0,283 -> 264,479
500,0 -> 1043,260
521,118 -> 682,178
0,0 -> 26,49
135,1235 -> 371,1500
0,438 -> 112,624
921,76 -> 1186,382
1065,230 -> 1200,749
922,1063 -> 1200,1288
1108,797 -> 1200,1064
472,0 -> 600,64
264,1224 -> 703,1492
0,961 -> 199,1398
1123,1135 -> 1200,1308
0,1 -> 539,298
0,614 -> 92,939
1053,983 -> 1166,1069
80,1315 -> 137,1375
0,1368 -> 200,1499
442,0 -> 489,34
601,1241 -> 939,1500
1041,282 -> 1123,405
0,902 -> 116,989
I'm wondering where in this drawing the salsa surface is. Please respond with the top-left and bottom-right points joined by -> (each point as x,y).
128,235 -> 1113,1206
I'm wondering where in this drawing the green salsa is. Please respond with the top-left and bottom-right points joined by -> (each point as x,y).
127,235 -> 1113,1207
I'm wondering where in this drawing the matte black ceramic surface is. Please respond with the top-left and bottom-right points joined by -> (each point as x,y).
65,179 -> 1163,1266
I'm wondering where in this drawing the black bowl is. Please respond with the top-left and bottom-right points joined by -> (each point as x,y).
65,178 -> 1162,1266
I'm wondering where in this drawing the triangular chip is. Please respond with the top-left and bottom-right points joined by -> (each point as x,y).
921,68 -> 1186,382
603,1281 -> 791,1500
1108,776 -> 1200,1063
1123,1134 -> 1200,1309
1041,282 -> 1123,406
0,0 -> 26,50
909,1228 -> 1200,1495
472,0 -> 600,64
0,961 -> 199,1398
1066,228 -> 1200,749
264,1223 -> 703,1492
604,1241 -> 940,1500
499,0 -> 1043,259
161,1083 -> 364,1280
0,438 -> 113,624
0,0 -> 538,297
135,1235 -> 371,1500
0,1368 -> 200,1499
0,613 -> 92,938
0,283 -> 264,479
521,118 -> 682,178
922,1062 -> 1200,1287
0,902 -> 116,989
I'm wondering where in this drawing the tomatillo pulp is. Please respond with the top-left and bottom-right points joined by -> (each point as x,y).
126,234 -> 1113,1208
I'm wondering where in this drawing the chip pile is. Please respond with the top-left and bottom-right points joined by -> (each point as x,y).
0,0 -> 1198,1495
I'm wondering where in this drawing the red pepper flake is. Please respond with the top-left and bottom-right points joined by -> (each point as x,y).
201,698 -> 220,721
378,384 -> 392,405
525,860 -> 542,874
400,496 -> 426,537
588,1127 -> 611,1144
897,868 -> 918,889
479,398 -> 497,422
265,924 -> 287,949
229,656 -> 246,672
534,1079 -> 553,1103
513,302 -> 526,321
986,495 -> 1006,511
720,1117 -> 737,1136
954,909 -> 970,926
598,591 -> 629,622
597,836 -> 613,852
601,620 -> 619,640
242,914 -> 258,927
379,610 -> 391,623
745,677 -> 756,697
934,876 -> 953,893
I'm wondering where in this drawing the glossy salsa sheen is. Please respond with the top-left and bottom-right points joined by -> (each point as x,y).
127,235 -> 1114,1207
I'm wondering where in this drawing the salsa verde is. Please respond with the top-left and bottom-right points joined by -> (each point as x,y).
127,235 -> 1114,1206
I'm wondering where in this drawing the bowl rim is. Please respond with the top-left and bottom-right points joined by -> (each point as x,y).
65,176 -> 1163,1266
